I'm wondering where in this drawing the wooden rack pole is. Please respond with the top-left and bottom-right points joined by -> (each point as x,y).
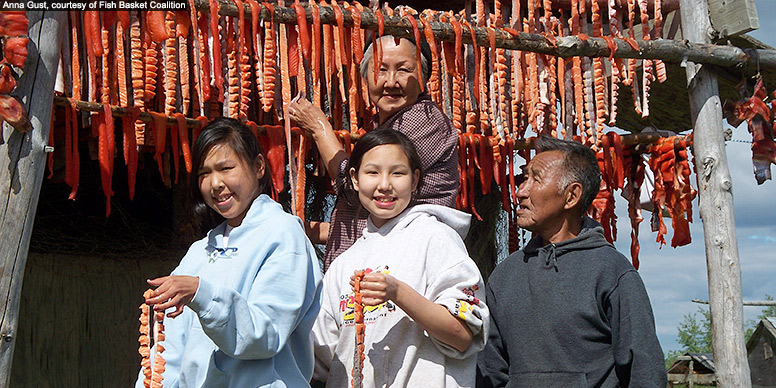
679,0 -> 750,387
0,11 -> 66,387
52,96 -> 204,128
193,0 -> 776,73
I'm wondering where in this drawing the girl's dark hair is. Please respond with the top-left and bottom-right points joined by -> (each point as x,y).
346,129 -> 424,199
189,117 -> 273,228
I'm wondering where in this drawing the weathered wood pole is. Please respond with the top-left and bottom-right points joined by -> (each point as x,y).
0,11 -> 65,387
679,0 -> 751,387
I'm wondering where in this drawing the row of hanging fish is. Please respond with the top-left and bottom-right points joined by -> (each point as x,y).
424,0 -> 668,145
0,11 -> 30,140
50,1 -> 687,263
723,75 -> 776,185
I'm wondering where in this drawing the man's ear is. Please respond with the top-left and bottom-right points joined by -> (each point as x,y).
349,167 -> 359,192
564,182 -> 583,211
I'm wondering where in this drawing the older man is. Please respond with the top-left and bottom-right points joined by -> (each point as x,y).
477,136 -> 666,388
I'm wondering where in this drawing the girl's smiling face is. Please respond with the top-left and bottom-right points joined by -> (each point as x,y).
198,144 -> 265,227
350,144 -> 420,228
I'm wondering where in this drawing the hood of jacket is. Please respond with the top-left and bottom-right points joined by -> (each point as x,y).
364,204 -> 471,239
522,216 -> 612,272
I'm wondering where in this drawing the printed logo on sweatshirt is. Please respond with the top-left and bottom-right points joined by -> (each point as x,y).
454,285 -> 481,321
339,266 -> 396,325
461,285 -> 481,305
207,246 -> 239,263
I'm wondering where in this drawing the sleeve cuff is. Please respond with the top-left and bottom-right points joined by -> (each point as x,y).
188,277 -> 214,316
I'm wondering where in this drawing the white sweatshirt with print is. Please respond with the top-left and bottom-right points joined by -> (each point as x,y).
312,204 -> 489,388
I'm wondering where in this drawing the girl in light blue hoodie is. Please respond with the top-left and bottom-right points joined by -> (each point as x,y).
137,117 -> 322,388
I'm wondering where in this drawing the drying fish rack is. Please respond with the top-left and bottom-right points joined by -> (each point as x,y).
1,1 -> 773,386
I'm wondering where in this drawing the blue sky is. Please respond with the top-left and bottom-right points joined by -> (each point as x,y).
622,0 -> 776,353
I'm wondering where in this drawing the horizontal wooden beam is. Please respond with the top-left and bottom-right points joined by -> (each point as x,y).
667,373 -> 718,384
692,298 -> 776,306
193,0 -> 776,73
53,96 -> 203,128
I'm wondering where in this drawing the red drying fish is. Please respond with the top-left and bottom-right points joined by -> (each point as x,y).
95,103 -> 116,217
373,8 -> 384,84
149,111 -> 169,183
351,3 -> 364,66
141,18 -> 159,109
292,0 -> 311,63
194,1 -> 212,104
402,9 -> 424,93
209,0 -> 225,103
352,270 -> 366,388
264,124 -> 287,197
194,115 -> 209,143
174,113 -> 192,173
420,12 -> 441,103
150,309 -> 166,388
246,0 -> 264,110
163,11 -> 178,116
621,143 -> 645,269
84,11 -> 103,56
170,110 -> 181,183
175,11 -> 191,114
310,0 -> 322,105
3,37 -> 28,67
295,132 -> 307,221
146,11 -> 169,43
83,11 -> 100,102
123,107 -> 141,200
71,11 -> 82,102
61,103 -> 72,189
0,93 -> 31,132
139,289 -> 153,388
67,99 -> 80,200
262,2 -> 277,112
0,64 -> 16,94
0,11 -> 28,37
116,13 -> 129,107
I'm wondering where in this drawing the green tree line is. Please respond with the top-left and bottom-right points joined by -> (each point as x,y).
665,294 -> 776,368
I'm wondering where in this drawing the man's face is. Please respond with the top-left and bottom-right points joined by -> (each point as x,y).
515,150 -> 569,238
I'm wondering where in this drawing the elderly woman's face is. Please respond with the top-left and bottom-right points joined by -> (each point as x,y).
366,38 -> 422,123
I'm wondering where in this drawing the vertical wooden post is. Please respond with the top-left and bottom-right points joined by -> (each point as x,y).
0,11 -> 65,387
678,1 -> 751,387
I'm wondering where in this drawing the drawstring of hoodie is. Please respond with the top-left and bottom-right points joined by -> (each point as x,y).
544,243 -> 559,272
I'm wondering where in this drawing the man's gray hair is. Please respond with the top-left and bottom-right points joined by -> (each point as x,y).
359,35 -> 430,83
534,135 -> 601,215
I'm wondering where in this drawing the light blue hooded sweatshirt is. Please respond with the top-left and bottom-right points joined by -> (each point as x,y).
135,194 -> 322,388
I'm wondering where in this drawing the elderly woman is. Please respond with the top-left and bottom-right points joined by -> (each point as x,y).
288,35 -> 459,272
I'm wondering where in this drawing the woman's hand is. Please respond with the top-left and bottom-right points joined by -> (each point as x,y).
287,97 -> 347,179
350,272 -> 402,306
287,97 -> 331,139
145,275 -> 199,318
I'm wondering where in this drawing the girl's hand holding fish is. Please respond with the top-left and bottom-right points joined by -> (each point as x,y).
145,275 -> 199,318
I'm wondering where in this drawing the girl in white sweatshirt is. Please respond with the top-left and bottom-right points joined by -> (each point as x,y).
312,129 -> 489,388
